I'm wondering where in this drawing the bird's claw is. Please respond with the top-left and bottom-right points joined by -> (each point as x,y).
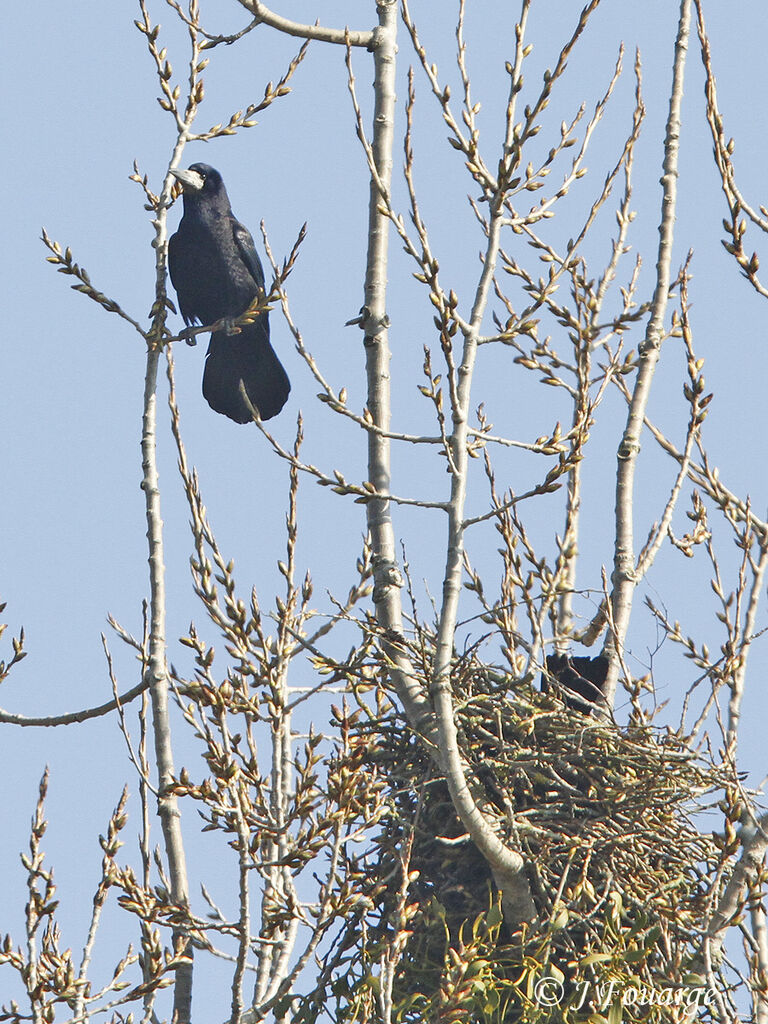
179,327 -> 198,347
222,317 -> 241,336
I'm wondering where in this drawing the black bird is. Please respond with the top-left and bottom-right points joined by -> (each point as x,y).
168,163 -> 290,423
541,653 -> 609,714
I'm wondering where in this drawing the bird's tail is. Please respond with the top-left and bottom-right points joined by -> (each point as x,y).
203,322 -> 290,424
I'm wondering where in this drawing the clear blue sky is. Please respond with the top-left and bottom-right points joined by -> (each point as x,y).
2,1 -> 767,1017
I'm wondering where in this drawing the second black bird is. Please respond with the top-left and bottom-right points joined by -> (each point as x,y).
168,163 -> 290,423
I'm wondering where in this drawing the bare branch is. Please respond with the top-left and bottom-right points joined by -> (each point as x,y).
603,0 -> 693,707
237,0 -> 374,48
0,678 -> 150,727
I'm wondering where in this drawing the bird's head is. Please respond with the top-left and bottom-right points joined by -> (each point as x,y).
171,163 -> 228,203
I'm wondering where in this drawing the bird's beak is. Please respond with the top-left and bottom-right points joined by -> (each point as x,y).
170,167 -> 205,192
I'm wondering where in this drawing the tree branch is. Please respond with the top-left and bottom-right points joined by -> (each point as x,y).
351,1 -> 438,742
0,679 -> 149,727
602,0 -> 692,707
237,0 -> 374,48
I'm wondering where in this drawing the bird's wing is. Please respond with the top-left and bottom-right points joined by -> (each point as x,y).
168,230 -> 198,325
167,231 -> 181,299
231,217 -> 266,291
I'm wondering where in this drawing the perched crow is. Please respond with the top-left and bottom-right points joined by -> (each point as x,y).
168,163 -> 290,423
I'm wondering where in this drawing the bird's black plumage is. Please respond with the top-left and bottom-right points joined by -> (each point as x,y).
168,163 -> 290,423
541,653 -> 609,713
